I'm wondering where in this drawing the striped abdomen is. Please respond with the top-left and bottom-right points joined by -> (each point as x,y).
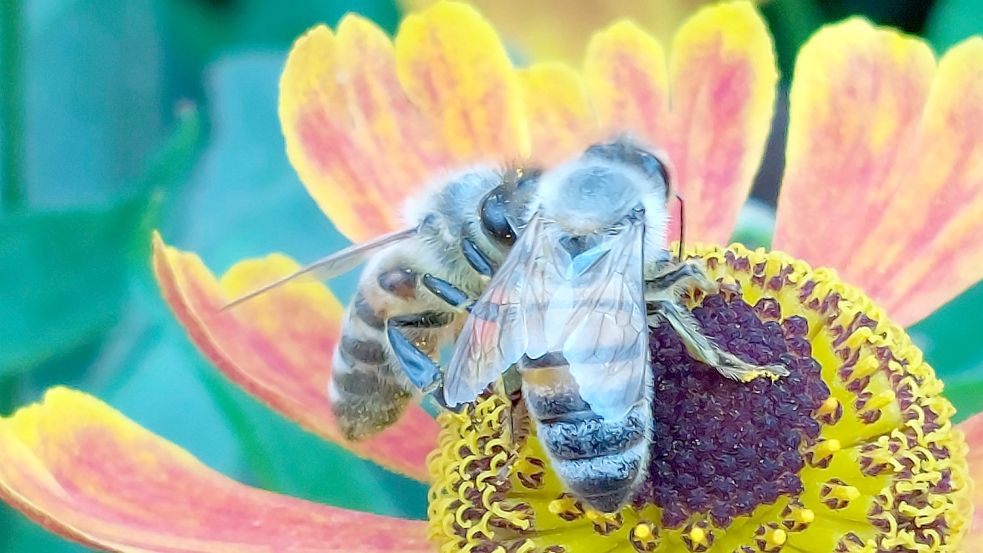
520,356 -> 653,512
328,255 -> 460,440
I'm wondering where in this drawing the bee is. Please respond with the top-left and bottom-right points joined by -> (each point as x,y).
224,166 -> 541,440
226,137 -> 788,513
435,138 -> 790,512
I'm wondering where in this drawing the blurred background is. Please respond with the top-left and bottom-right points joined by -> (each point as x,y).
0,0 -> 980,550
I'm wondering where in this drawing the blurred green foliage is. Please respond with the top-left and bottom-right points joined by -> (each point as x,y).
0,0 -> 980,550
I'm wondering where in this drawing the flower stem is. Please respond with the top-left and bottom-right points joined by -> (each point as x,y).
1,0 -> 25,210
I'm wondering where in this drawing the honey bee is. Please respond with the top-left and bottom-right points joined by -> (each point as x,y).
224,166 -> 541,440
226,137 -> 788,513
436,138 -> 790,512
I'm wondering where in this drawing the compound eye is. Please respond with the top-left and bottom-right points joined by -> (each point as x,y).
638,151 -> 670,185
479,187 -> 517,246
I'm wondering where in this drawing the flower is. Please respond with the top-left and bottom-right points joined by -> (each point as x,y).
1,2 -> 982,552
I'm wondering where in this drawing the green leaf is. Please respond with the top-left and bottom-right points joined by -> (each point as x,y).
729,198 -> 776,250
201,369 -> 428,520
0,198 -> 145,374
925,0 -> 983,54
908,282 -> 983,422
24,0 -> 172,206
0,105 -> 202,377
160,0 -> 400,88
158,53 -> 422,516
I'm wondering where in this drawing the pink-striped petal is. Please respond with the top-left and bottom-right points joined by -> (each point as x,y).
152,233 -> 437,482
583,3 -> 777,244
664,2 -> 778,244
0,387 -> 431,553
774,21 -> 983,326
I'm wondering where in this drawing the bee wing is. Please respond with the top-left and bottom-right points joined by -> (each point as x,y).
555,218 -> 648,421
222,227 -> 417,310
442,215 -> 558,408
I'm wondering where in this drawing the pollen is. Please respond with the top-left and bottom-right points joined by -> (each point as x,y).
426,245 -> 972,552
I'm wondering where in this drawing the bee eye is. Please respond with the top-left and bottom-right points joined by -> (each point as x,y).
637,151 -> 670,187
479,187 -> 517,246
516,168 -> 542,190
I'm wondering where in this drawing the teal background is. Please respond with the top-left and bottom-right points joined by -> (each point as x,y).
0,1 -> 980,550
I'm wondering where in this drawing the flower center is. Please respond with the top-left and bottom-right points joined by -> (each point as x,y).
640,291 -> 828,529
426,245 -> 972,553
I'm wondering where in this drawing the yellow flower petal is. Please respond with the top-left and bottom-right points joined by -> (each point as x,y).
775,21 -> 983,326
0,388 -> 431,552
395,1 -> 529,162
665,1 -> 778,245
153,232 -> 438,482
519,63 -> 596,166
584,20 -> 670,149
402,0 -> 743,64
584,2 -> 777,245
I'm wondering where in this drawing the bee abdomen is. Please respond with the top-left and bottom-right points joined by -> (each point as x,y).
537,404 -> 648,460
521,360 -> 653,512
550,442 -> 648,513
329,334 -> 412,440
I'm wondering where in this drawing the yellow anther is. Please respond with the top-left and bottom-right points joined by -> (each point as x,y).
767,528 -> 787,547
817,396 -> 839,416
633,523 -> 652,539
815,438 -> 841,458
689,526 -> 707,546
864,390 -> 896,411
796,508 -> 815,524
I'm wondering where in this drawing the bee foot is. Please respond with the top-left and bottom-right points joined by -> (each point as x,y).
713,354 -> 789,383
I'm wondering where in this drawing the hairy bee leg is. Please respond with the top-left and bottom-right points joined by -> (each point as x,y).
648,299 -> 790,382
421,274 -> 475,312
386,312 -> 460,411
645,260 -> 718,301
501,366 -> 527,444
461,238 -> 495,277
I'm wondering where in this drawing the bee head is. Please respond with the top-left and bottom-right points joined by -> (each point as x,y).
479,167 -> 541,246
583,137 -> 671,201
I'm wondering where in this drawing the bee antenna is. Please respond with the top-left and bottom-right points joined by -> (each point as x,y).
675,192 -> 685,261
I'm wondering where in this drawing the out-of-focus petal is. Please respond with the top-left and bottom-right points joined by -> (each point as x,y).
0,387 -> 430,553
281,22 -> 410,243
395,2 -> 528,162
664,1 -> 778,244
584,20 -> 670,149
152,233 -> 437,482
775,22 -> 983,326
960,412 -> 983,547
518,63 -> 595,166
401,0 -> 736,64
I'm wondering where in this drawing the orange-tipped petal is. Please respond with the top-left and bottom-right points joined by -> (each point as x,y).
152,233 -> 437,482
281,23 -> 404,243
959,412 -> 983,546
664,1 -> 778,244
518,63 -> 596,166
584,20 -> 670,150
395,2 -> 529,163
774,22 -> 983,326
0,387 -> 430,553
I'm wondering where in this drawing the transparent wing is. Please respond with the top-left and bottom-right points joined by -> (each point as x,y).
549,218 -> 648,421
442,216 -> 557,408
222,228 -> 416,310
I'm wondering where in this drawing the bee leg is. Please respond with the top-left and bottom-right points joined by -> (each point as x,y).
421,274 -> 475,312
386,312 -> 461,412
648,299 -> 789,382
501,366 -> 527,444
644,259 -> 718,301
461,238 -> 495,277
